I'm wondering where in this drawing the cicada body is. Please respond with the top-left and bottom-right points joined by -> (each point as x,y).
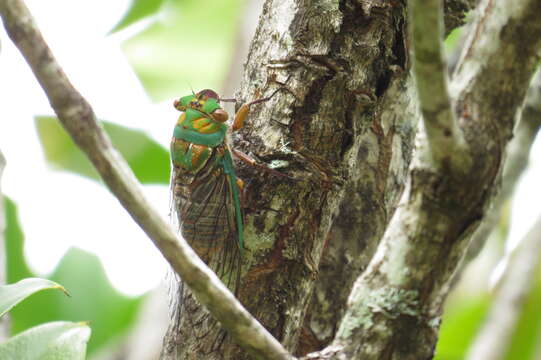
170,89 -> 243,290
167,88 -> 282,355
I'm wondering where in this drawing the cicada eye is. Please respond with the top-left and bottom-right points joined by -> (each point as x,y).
211,109 -> 229,123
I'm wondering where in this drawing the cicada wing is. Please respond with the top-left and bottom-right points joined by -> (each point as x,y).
169,149 -> 242,355
173,154 -> 241,285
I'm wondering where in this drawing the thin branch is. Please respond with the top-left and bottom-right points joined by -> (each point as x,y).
0,1 -> 293,359
466,215 -> 541,360
410,0 -> 468,170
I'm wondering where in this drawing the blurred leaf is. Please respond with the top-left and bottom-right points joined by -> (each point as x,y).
4,197 -> 33,283
504,267 -> 541,360
5,198 -> 145,356
35,116 -> 170,184
0,278 -> 68,318
0,321 -> 90,360
110,0 -> 166,33
121,0 -> 244,101
436,266 -> 541,360
9,248 -> 144,355
444,27 -> 462,52
434,295 -> 490,360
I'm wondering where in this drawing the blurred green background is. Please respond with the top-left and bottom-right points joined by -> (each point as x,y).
2,1 -> 541,359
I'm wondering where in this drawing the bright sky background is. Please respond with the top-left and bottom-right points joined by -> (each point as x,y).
0,0 -> 540,296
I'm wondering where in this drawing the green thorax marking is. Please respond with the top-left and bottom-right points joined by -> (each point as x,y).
173,108 -> 226,147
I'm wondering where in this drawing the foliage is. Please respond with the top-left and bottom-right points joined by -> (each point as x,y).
110,0 -> 167,33
4,198 -> 144,356
0,278 -> 90,359
35,116 -> 170,184
120,0 -> 245,101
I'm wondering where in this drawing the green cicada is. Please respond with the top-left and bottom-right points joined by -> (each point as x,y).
170,89 -> 272,290
168,89 -> 282,353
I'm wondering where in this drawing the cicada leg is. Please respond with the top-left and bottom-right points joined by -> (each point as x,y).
235,177 -> 246,210
232,87 -> 283,131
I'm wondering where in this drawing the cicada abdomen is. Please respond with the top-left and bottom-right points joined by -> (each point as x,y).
171,142 -> 242,289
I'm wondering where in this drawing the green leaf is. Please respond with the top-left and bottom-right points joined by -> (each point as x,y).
504,268 -> 541,360
444,27 -> 462,53
110,0 -> 166,33
9,248 -> 144,356
4,197 -> 33,283
5,198 -> 145,356
435,295 -> 489,360
0,321 -> 90,360
35,116 -> 170,184
121,0 -> 244,101
0,278 -> 68,318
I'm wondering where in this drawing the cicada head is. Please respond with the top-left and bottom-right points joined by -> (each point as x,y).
173,89 -> 229,122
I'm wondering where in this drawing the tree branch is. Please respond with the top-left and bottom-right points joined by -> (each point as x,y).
410,0 -> 468,171
0,1 -> 292,359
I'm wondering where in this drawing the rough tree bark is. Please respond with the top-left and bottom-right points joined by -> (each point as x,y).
163,0 -> 477,358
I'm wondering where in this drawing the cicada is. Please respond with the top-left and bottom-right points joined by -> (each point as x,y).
167,89 -> 280,354
170,89 -> 277,289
